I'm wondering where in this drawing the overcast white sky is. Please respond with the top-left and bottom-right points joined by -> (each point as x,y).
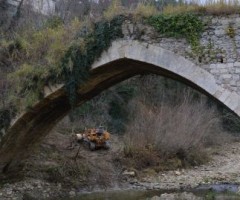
154,0 -> 210,4
181,0 -> 237,4
164,0 -> 238,4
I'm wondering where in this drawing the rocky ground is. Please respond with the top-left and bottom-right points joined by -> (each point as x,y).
0,131 -> 126,199
0,132 -> 240,199
130,140 -> 240,191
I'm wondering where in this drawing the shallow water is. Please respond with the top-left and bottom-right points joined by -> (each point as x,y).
195,183 -> 239,193
73,190 -> 158,200
69,184 -> 240,200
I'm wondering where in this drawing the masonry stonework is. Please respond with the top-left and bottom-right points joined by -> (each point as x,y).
122,15 -> 240,95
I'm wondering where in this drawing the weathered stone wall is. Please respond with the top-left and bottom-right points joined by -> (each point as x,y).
122,15 -> 240,95
202,15 -> 240,94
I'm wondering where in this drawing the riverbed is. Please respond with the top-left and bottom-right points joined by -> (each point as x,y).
1,138 -> 240,199
67,186 -> 240,200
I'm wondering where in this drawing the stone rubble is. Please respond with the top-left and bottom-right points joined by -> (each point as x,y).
149,192 -> 203,200
129,141 -> 240,191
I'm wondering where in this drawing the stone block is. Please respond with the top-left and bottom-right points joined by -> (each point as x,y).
219,69 -> 228,74
210,69 -> 219,74
216,63 -> 226,69
210,64 -> 217,69
218,90 -> 231,102
213,87 -> 225,98
233,74 -> 240,80
221,74 -> 232,79
224,92 -> 240,111
236,68 -> 240,73
230,80 -> 236,86
232,87 -> 237,91
234,105 -> 240,116
236,62 -> 240,68
215,29 -> 226,36
227,63 -> 234,68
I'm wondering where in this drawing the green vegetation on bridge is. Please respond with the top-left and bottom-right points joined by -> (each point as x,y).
3,11 -> 204,111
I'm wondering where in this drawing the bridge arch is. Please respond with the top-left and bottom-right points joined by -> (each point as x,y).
1,39 -> 240,173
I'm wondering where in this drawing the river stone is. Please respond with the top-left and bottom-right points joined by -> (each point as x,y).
69,191 -> 76,196
122,170 -> 136,177
159,193 -> 175,200
150,196 -> 161,200
151,192 -> 203,200
178,192 -> 203,200
175,171 -> 181,176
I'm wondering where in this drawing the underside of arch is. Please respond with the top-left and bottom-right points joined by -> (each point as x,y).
0,40 -> 240,175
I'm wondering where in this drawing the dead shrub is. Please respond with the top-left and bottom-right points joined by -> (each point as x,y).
45,159 -> 90,184
123,89 -> 229,170
163,4 -> 201,15
87,160 -> 116,190
204,0 -> 240,15
134,3 -> 159,19
103,0 -> 126,20
163,0 -> 240,15
123,148 -> 160,170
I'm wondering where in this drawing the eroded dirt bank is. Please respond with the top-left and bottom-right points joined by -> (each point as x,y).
0,132 -> 240,199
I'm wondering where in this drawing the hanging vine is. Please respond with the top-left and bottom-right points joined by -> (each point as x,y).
8,15 -> 125,109
8,13 -> 205,110
61,15 -> 125,106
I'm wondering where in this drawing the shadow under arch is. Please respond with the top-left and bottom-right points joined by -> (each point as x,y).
1,40 -> 240,174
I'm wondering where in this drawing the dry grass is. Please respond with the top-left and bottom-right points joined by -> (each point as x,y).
102,0 -> 240,17
203,0 -> 240,15
133,3 -> 159,19
123,89 -> 231,170
24,131 -> 119,189
163,0 -> 240,15
163,4 -> 201,15
103,0 -> 126,20
45,160 -> 90,184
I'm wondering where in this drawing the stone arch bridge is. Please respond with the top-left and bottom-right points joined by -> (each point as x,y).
1,16 -> 240,174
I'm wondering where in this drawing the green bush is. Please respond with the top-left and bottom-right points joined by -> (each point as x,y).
148,13 -> 204,49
